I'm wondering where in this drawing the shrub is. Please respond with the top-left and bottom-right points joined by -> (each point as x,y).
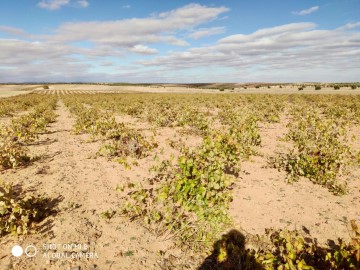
0,180 -> 52,236
0,97 -> 56,170
0,133 -> 30,169
121,123 -> 261,251
99,126 -> 155,159
73,107 -> 102,135
43,85 -> 49,89
255,222 -> 360,270
68,102 -> 156,161
315,86 -> 321,90
269,107 -> 354,194
334,85 -> 340,90
121,137 -> 235,250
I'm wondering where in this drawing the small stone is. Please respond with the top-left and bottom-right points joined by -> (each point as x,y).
70,267 -> 80,270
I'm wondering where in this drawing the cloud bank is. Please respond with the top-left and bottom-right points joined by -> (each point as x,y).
0,4 -> 359,82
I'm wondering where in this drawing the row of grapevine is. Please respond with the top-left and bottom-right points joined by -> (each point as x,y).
120,113 -> 261,251
59,92 -> 359,269
0,95 -> 57,170
0,94 -> 58,237
62,95 -> 157,165
0,93 -> 51,117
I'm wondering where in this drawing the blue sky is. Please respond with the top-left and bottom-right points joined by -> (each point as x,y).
0,0 -> 359,82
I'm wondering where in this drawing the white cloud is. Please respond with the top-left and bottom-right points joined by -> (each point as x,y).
38,0 -> 88,10
123,4 -> 131,9
157,3 -> 228,22
292,6 -> 319,16
337,22 -> 360,30
77,0 -> 89,8
38,0 -> 70,10
0,4 -> 229,82
49,4 -> 228,48
0,39 -> 73,66
219,23 -> 316,43
188,27 -> 225,39
130,45 -> 158,55
1,4 -> 359,83
0,38 -> 93,82
100,61 -> 113,67
139,22 -> 360,81
0,26 -> 31,38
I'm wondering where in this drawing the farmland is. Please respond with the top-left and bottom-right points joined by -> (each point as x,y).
0,85 -> 359,269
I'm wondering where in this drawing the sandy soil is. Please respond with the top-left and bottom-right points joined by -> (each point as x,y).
0,85 -> 35,97
0,92 -> 359,269
0,101 -> 177,270
2,83 -> 358,95
231,120 -> 360,245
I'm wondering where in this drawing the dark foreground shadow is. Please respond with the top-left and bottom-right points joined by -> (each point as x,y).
12,184 -> 64,237
27,138 -> 58,146
198,230 -> 265,270
35,194 -> 64,236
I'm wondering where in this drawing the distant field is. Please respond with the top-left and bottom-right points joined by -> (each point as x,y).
2,83 -> 359,95
0,91 -> 34,97
0,90 -> 359,269
0,85 -> 38,97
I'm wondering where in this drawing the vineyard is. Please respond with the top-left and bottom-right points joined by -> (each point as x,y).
0,89 -> 359,269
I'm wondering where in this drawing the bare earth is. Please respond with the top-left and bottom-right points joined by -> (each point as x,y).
0,85 -> 37,97
0,88 -> 359,269
1,101 -> 176,270
2,83 -> 360,95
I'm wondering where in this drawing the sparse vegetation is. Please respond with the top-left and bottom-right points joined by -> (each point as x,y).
0,180 -> 53,236
100,209 -> 116,221
0,95 -> 57,169
0,87 -> 359,269
254,220 -> 360,269
121,121 -> 261,250
63,95 -> 157,164
269,106 -> 357,194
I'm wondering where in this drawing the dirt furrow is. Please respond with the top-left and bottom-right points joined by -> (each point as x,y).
0,100 -> 171,270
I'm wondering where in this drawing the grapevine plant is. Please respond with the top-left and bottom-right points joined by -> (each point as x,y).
63,96 -> 156,161
269,107 -> 356,194
254,221 -> 360,269
0,180 -> 52,236
121,116 -> 261,251
0,95 -> 57,170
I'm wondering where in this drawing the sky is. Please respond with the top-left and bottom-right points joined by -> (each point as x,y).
0,0 -> 359,83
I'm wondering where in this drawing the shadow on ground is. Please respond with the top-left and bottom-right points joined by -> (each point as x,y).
198,230 -> 264,270
13,184 -> 64,236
